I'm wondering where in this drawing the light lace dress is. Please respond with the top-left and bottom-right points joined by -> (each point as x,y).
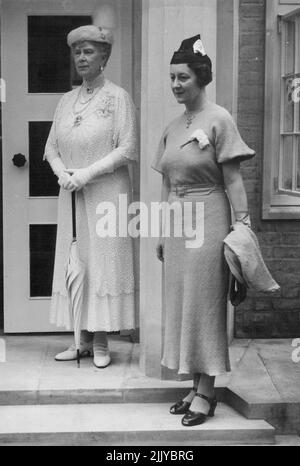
44,78 -> 138,332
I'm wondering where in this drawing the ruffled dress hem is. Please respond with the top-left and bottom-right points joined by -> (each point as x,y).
49,291 -> 136,333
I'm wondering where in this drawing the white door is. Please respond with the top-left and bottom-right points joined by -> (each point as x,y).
1,0 -> 133,332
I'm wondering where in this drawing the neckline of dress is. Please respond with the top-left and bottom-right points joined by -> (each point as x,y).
82,73 -> 105,92
71,79 -> 109,127
76,77 -> 107,103
72,80 -> 108,119
183,101 -> 212,119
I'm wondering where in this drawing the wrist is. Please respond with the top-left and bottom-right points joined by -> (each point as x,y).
234,210 -> 249,219
82,167 -> 94,184
85,162 -> 106,181
235,213 -> 251,227
49,157 -> 66,178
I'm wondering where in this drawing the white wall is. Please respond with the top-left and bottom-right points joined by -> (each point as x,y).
139,0 -> 217,377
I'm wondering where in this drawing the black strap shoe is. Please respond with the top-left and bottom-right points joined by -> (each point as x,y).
181,393 -> 217,427
169,387 -> 197,415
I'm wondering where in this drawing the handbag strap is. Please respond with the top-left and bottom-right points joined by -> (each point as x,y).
71,191 -> 76,240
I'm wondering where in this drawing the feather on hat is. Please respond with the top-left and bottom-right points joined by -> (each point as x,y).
67,4 -> 116,46
171,34 -> 211,67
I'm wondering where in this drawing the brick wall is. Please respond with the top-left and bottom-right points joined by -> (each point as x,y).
236,0 -> 300,338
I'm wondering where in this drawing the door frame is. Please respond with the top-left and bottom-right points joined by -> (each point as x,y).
0,0 -> 135,333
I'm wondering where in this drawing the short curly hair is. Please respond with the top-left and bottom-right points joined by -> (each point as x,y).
95,42 -> 112,67
187,62 -> 213,88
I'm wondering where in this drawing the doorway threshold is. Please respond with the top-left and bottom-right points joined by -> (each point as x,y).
0,334 -> 195,405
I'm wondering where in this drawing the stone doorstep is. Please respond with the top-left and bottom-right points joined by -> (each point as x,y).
0,387 -> 227,406
0,432 -> 274,447
0,385 -> 299,435
223,388 -> 300,435
0,403 -> 275,446
1,336 -> 299,435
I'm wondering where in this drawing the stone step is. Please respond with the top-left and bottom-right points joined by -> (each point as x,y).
0,402 -> 275,445
0,386 -> 226,406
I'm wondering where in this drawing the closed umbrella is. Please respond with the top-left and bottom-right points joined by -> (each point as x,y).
65,191 -> 85,367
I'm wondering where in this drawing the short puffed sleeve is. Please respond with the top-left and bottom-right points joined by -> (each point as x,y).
214,109 -> 255,164
111,88 -> 139,163
151,126 -> 169,174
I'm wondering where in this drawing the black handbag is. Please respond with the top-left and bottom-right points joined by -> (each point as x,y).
229,273 -> 247,306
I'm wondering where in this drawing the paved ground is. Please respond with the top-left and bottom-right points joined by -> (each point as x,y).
0,334 -> 190,392
0,335 -> 299,445
223,339 -> 300,404
0,335 -> 299,401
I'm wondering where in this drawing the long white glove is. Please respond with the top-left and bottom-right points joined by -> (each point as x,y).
65,152 -> 129,191
48,157 -> 73,191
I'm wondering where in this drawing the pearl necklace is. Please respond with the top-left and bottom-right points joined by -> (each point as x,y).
72,83 -> 103,127
78,87 -> 99,104
80,74 -> 105,101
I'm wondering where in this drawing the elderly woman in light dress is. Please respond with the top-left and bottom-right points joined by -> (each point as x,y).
44,23 -> 138,368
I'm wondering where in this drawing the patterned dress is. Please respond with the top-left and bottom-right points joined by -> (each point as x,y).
44,78 -> 138,332
152,102 -> 255,376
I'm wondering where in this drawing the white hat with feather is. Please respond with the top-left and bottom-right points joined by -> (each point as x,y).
67,4 -> 116,46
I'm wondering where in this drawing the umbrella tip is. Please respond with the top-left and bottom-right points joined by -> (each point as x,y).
77,349 -> 80,368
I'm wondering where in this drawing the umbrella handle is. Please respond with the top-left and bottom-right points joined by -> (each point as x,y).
72,191 -> 76,240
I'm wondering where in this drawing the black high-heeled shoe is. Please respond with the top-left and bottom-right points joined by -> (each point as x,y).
169,387 -> 197,415
181,393 -> 217,426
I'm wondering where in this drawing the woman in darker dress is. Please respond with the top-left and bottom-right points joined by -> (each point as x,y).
152,35 -> 255,426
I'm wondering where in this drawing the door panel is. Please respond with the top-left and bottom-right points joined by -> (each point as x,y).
29,122 -> 59,197
28,15 -> 91,93
1,0 -> 133,332
30,224 -> 57,298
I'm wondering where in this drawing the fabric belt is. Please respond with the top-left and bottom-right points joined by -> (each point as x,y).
170,184 -> 225,197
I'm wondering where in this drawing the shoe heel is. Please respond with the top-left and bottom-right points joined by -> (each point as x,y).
208,398 -> 217,417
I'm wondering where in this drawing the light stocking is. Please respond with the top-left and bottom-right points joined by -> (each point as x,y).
81,330 -> 93,344
190,373 -> 215,413
182,373 -> 201,403
93,331 -> 109,355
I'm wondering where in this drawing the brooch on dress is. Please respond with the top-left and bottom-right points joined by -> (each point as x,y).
180,129 -> 210,150
95,92 -> 114,119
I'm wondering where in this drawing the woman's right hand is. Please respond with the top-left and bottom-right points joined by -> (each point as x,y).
58,172 -> 74,191
156,238 -> 165,262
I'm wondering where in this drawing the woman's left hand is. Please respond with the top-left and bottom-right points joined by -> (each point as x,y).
64,168 -> 91,191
